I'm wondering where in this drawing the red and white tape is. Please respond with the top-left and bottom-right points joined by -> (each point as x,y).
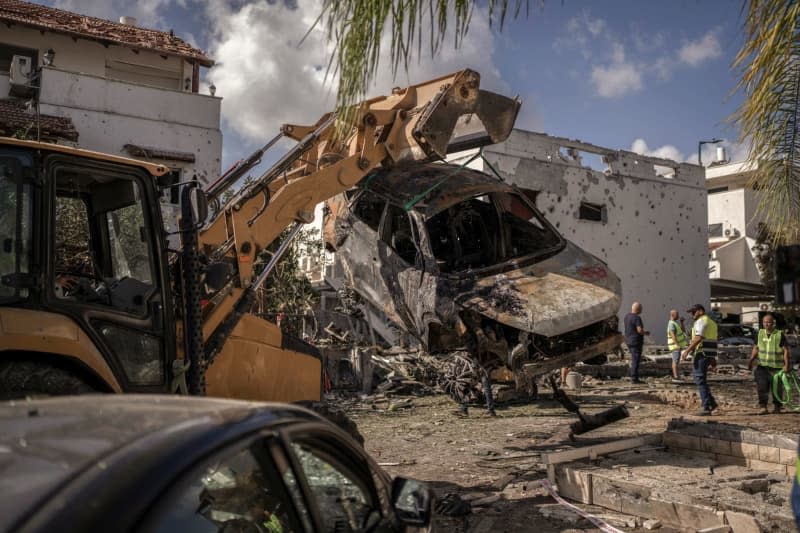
531,478 -> 626,533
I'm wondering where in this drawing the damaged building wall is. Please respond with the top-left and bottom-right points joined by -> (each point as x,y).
0,18 -> 220,187
452,129 -> 709,344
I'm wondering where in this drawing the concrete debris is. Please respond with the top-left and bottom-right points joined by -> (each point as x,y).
642,518 -> 662,530
470,494 -> 501,507
737,478 -> 770,494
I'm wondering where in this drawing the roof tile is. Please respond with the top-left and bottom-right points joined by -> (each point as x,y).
0,0 -> 213,66
0,99 -> 79,142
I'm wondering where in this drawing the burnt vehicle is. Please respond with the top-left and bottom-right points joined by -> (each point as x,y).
324,163 -> 623,391
0,396 -> 431,533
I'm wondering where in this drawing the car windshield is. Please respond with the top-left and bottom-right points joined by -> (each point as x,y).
425,191 -> 561,273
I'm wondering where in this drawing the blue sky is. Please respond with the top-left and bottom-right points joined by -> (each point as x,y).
44,0 -> 748,171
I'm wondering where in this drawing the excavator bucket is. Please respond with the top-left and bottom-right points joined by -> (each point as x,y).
410,71 -> 521,160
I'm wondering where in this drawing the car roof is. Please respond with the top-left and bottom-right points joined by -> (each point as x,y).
362,162 -> 512,218
0,395 -> 319,532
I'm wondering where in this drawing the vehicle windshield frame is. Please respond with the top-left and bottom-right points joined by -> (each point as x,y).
422,188 -> 565,276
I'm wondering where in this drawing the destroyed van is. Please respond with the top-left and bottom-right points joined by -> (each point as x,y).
323,162 -> 624,383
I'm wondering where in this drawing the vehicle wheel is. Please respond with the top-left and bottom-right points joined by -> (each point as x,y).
0,360 -> 96,400
299,401 -> 365,446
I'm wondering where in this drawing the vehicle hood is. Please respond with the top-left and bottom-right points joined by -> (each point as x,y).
454,241 -> 621,337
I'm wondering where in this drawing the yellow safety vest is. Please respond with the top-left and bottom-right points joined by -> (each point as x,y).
757,329 -> 784,368
667,320 -> 687,351
693,315 -> 718,356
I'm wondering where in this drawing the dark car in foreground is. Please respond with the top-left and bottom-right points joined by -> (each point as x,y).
0,396 -> 431,533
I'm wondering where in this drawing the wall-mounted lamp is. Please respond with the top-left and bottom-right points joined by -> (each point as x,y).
184,77 -> 191,91
209,83 -> 216,96
42,48 -> 55,66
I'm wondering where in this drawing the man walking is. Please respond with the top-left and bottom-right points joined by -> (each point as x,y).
624,302 -> 649,384
747,313 -> 790,414
681,304 -> 719,415
667,309 -> 689,382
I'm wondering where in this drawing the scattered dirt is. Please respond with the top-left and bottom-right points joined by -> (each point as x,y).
346,373 -> 799,532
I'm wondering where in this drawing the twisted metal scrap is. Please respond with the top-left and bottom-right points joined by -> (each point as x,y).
433,351 -> 487,405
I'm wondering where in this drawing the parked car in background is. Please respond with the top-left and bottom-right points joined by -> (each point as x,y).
717,336 -> 755,347
0,396 -> 431,533
717,324 -> 757,343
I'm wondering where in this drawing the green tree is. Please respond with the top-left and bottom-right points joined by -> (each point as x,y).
253,227 -> 323,339
321,1 -> 799,244
730,0 -> 800,245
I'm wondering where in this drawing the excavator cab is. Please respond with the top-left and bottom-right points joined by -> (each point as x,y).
0,142 -> 175,394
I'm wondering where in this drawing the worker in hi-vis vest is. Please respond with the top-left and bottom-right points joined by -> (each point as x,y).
667,309 -> 688,383
747,313 -> 790,415
681,304 -> 719,416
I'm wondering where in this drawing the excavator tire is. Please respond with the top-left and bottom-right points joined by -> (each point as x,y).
0,359 -> 96,400
297,401 -> 365,447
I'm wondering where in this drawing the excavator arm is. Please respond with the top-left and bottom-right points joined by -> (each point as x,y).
191,69 -> 520,368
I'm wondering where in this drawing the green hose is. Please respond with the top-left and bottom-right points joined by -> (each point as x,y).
772,370 -> 800,411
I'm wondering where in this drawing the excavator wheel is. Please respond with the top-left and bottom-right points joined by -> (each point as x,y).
0,359 -> 96,400
297,401 -> 365,447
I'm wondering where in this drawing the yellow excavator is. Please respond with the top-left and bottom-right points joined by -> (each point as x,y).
0,69 -> 520,402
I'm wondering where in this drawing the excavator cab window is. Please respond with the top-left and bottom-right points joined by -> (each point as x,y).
53,170 -> 155,315
0,148 -> 33,302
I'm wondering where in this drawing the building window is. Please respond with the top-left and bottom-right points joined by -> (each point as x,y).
578,201 -> 606,222
0,43 -> 38,73
708,223 -> 723,238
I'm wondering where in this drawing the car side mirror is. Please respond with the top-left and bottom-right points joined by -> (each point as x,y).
391,477 -> 432,527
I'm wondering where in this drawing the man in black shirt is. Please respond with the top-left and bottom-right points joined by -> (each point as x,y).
624,302 -> 649,384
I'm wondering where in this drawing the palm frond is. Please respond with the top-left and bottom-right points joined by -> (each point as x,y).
731,0 -> 800,244
320,1 -> 530,113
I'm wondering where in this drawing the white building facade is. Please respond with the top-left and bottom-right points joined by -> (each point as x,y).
704,160 -> 773,323
0,0 -> 221,194
452,129 -> 709,344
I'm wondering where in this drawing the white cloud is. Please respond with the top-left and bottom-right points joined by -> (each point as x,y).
555,10 -> 608,59
591,45 -> 642,99
678,30 -> 722,67
52,0 -> 172,29
630,138 -> 684,163
632,138 -> 749,167
206,1 -> 510,144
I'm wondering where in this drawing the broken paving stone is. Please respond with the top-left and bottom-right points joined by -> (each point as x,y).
696,527 -> 731,533
538,504 -> 583,525
643,518 -> 662,530
738,478 -> 770,494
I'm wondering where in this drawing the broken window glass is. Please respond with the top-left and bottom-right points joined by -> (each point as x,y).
496,192 -> 561,258
290,442 -> 376,533
351,190 -> 385,231
384,206 -> 418,265
427,192 -> 561,272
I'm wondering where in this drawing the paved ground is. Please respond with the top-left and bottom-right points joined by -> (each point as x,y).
347,373 -> 799,532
